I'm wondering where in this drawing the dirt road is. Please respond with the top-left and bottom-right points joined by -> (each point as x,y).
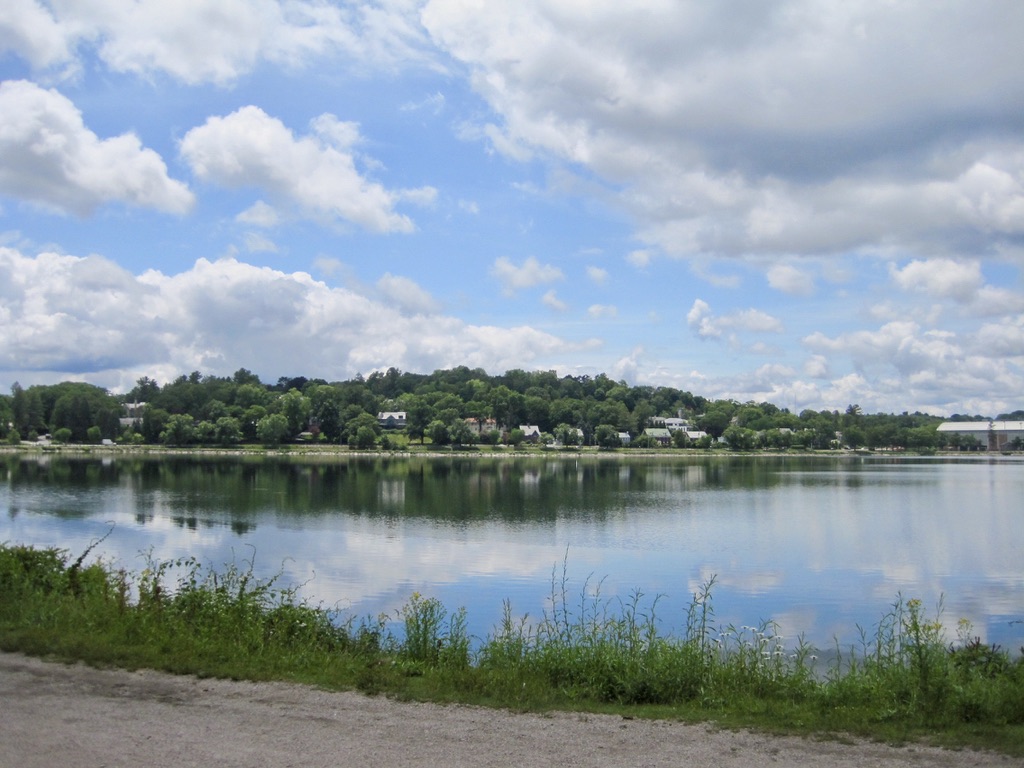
1,652 -> 1018,768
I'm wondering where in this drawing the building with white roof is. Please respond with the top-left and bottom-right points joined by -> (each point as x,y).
936,421 -> 1024,451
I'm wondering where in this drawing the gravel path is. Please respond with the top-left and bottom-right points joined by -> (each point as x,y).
2,652 -> 1019,768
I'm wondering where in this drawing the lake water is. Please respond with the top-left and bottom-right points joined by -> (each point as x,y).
2,452 -> 1022,655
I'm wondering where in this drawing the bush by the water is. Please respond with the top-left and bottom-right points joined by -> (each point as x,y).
1,543 -> 1022,753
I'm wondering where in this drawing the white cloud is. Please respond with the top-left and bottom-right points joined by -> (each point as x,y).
687,299 -> 783,339
817,373 -> 872,412
767,263 -> 814,296
243,233 -> 278,253
0,80 -> 194,216
805,323 -> 966,381
796,316 -> 1024,413
804,321 -> 920,370
0,247 -> 588,388
236,200 -> 280,228
586,265 -> 608,284
3,0 -> 435,85
490,255 -> 563,294
541,289 -> 567,311
376,272 -> 441,315
975,286 -> 1024,316
686,299 -> 717,338
625,249 -> 650,268
886,259 -> 1024,317
0,0 -> 73,71
732,309 -> 784,333
422,1 -> 1024,259
801,355 -> 828,379
0,247 -> 166,377
889,258 -> 984,302
400,91 -> 446,115
311,256 -> 345,277
610,347 -> 644,383
180,106 -> 435,233
587,304 -> 618,319
690,260 -> 742,289
976,316 -> 1024,357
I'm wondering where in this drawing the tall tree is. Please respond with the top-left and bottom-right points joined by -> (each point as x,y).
279,388 -> 311,435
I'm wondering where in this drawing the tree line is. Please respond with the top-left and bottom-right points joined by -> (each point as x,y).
1,366 -> 1017,451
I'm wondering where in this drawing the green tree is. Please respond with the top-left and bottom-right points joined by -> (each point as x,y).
279,388 -> 311,436
307,384 -> 342,441
241,405 -> 267,442
697,404 -> 734,439
589,399 -> 632,433
141,407 -> 170,443
671,429 -> 691,448
194,421 -> 216,444
449,419 -> 475,447
906,425 -> 938,452
489,386 -> 523,431
351,425 -> 378,450
400,395 -> 432,443
129,376 -> 160,403
214,416 -> 242,446
232,368 -> 262,386
762,428 -> 793,450
235,383 -> 271,409
594,424 -> 621,449
51,393 -> 92,442
632,401 -> 656,434
523,395 -> 551,432
554,423 -> 581,446
161,414 -> 196,446
426,420 -> 450,446
843,426 -> 866,449
723,425 -> 757,451
10,383 -> 27,433
256,413 -> 290,446
345,412 -> 381,445
199,399 -> 228,422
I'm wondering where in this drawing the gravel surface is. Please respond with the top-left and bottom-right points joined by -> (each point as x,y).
2,652 -> 1020,768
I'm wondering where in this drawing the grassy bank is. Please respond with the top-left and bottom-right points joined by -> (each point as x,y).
2,543 -> 1022,755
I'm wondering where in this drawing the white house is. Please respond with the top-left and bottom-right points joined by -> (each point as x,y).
377,411 -> 407,429
936,421 -> 1024,451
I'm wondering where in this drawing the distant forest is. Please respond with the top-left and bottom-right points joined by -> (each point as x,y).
2,366 -> 1021,451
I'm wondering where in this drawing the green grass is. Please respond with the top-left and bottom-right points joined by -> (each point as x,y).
1,542 -> 1022,756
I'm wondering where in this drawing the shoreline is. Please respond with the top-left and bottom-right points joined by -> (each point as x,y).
1,443 -> 1010,461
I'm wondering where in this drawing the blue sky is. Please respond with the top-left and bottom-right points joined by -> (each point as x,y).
1,1 -> 1022,415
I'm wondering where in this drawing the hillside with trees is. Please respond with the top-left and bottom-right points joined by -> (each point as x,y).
0,366 -> 996,452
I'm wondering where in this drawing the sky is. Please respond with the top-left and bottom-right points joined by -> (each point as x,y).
1,1 -> 1023,416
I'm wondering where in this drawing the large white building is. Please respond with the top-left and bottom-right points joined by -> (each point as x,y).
936,421 -> 1024,451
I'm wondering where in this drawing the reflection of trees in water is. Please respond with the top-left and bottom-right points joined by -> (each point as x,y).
5,454 -> 884,531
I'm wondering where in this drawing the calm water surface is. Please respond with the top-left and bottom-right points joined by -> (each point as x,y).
2,453 -> 1022,653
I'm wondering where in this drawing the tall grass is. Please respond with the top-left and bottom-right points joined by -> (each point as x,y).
1,542 -> 1022,754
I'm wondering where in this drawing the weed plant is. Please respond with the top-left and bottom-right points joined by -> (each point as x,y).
1,543 -> 1022,755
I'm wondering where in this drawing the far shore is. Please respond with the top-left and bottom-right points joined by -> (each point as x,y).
0,442 -> 1010,461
